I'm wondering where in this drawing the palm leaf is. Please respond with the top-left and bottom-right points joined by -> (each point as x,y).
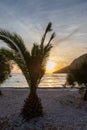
0,48 -> 30,85
47,32 -> 55,45
40,22 -> 52,48
0,30 -> 30,63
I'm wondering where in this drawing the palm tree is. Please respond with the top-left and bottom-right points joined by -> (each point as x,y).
0,22 -> 55,120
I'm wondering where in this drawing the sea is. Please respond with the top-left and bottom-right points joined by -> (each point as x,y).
1,73 -> 67,88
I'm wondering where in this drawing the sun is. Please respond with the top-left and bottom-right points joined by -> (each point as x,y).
46,61 -> 55,73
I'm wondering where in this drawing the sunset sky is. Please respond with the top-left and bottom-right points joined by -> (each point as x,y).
0,0 -> 87,71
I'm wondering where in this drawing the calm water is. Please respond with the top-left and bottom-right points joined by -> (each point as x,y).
1,73 -> 67,88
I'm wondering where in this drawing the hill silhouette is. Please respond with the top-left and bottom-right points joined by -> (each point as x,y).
54,53 -> 87,73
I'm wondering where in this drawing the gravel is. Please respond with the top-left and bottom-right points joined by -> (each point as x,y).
0,88 -> 87,130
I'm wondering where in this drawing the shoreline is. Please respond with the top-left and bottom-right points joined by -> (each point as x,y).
0,86 -> 79,90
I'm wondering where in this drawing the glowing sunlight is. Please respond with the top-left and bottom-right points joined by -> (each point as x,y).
46,61 -> 56,73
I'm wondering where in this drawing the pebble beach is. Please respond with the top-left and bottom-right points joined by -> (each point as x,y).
0,88 -> 87,130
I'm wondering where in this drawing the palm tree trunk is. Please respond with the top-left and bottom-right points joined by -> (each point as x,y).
21,85 -> 43,120
30,84 -> 37,96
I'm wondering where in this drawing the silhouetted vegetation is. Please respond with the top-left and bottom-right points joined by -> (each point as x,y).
67,60 -> 87,100
0,53 -> 12,95
0,22 -> 55,120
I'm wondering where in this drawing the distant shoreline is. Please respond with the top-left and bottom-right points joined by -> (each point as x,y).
1,86 -> 79,90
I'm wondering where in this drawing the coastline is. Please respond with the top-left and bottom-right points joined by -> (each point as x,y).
0,86 -> 79,90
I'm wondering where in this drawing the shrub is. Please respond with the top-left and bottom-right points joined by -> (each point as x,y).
66,60 -> 87,100
0,53 -> 12,95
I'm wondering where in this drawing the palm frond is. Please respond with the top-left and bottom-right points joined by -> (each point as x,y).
45,22 -> 52,33
47,32 -> 55,45
0,48 -> 30,85
0,29 -> 29,63
0,30 -> 18,51
40,22 -> 52,47
31,43 -> 39,57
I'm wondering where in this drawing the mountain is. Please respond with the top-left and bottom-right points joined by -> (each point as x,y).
54,66 -> 69,73
54,53 -> 87,73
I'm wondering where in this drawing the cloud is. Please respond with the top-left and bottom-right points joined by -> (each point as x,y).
0,0 -> 87,67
